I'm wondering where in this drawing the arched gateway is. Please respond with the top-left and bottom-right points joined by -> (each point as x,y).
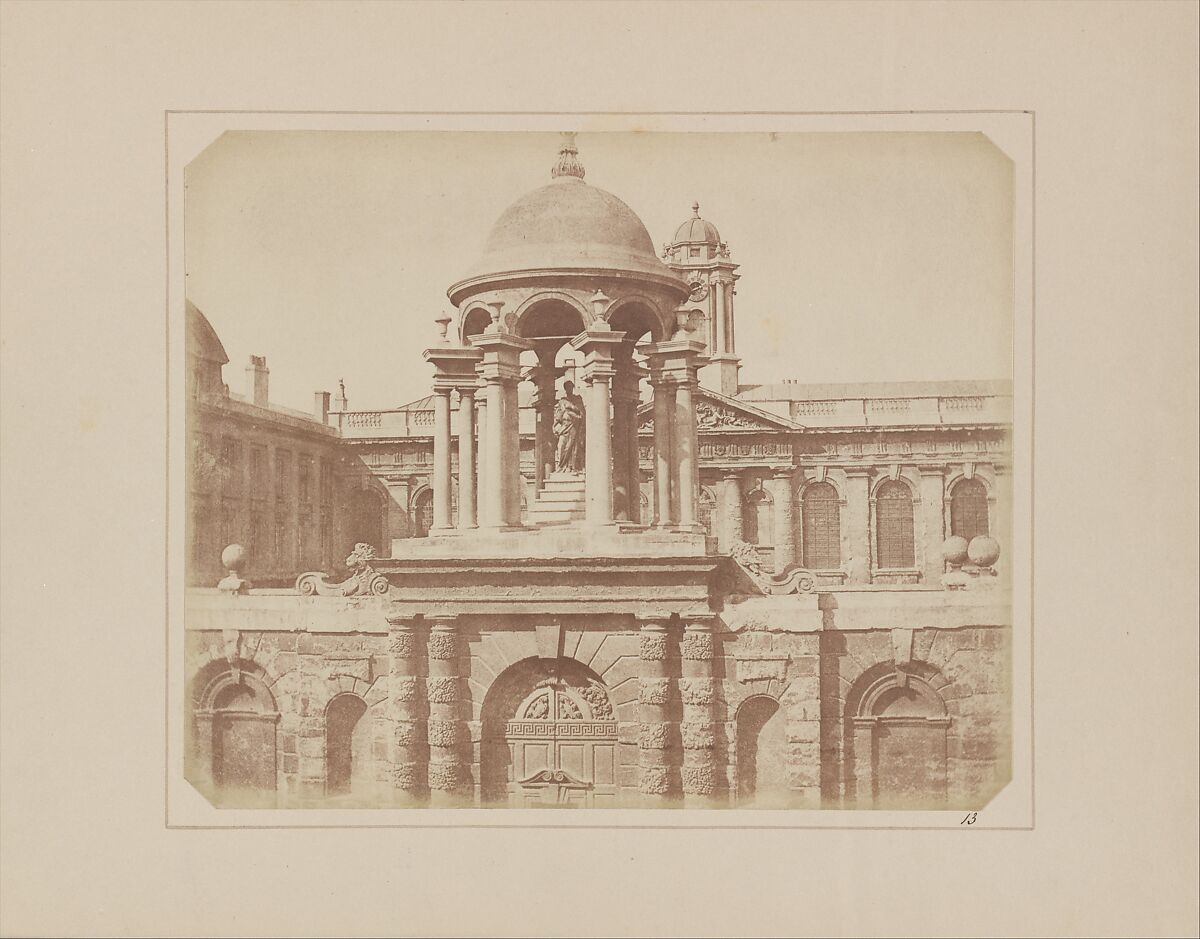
481,657 -> 618,807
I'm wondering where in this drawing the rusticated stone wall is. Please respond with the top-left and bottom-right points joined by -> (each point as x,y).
184,593 -> 1011,811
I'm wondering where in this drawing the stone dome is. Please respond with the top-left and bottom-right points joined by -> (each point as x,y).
454,136 -> 681,288
671,202 -> 721,245
465,177 -> 669,280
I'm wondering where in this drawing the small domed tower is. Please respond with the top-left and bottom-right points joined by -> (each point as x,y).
662,202 -> 741,396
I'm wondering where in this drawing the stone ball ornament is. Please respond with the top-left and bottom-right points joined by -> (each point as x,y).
967,534 -> 1001,568
217,543 -> 250,594
941,535 -> 970,566
221,543 -> 247,572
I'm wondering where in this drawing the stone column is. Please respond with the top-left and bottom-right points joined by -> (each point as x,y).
844,470 -> 873,583
610,348 -> 641,523
713,273 -> 727,355
725,281 -> 736,353
680,621 -> 719,807
719,472 -> 744,552
423,340 -> 482,532
388,618 -> 426,804
502,376 -> 522,525
474,381 -> 489,528
571,326 -> 624,528
651,377 -> 676,527
474,330 -> 528,529
584,368 -> 615,525
918,466 -> 946,584
529,349 -> 560,493
767,469 -> 798,571
674,379 -> 701,530
483,379 -> 505,527
637,619 -> 673,805
644,337 -> 707,531
457,387 -> 477,530
426,617 -> 467,806
626,392 -> 643,524
431,388 -> 453,532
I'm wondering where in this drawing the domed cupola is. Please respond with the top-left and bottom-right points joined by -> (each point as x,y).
662,202 -> 730,266
449,134 -> 687,304
660,201 -> 742,397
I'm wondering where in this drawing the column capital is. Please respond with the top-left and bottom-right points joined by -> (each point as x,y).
423,344 -> 484,380
471,330 -> 531,371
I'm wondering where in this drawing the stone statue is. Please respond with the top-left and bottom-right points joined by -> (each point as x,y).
553,381 -> 586,473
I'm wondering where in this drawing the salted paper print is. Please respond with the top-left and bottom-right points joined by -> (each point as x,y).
182,128 -> 1015,812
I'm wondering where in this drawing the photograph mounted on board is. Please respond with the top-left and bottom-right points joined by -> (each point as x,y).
181,128 -> 1015,811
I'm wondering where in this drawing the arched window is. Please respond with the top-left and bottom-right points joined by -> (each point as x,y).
950,478 -> 989,543
743,489 -> 773,547
876,480 -> 915,568
801,482 -> 841,569
412,490 -> 434,538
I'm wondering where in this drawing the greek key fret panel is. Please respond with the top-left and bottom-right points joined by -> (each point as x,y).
505,721 -> 617,738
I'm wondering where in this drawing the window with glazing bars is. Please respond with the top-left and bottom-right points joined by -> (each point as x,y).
802,481 -> 841,569
876,480 -> 915,568
950,478 -> 989,543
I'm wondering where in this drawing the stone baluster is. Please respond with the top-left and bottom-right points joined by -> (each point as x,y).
637,619 -> 673,805
680,621 -> 719,806
426,617 -> 467,806
388,618 -> 426,803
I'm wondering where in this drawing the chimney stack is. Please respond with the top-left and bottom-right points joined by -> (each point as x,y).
314,391 -> 331,425
246,355 -> 269,408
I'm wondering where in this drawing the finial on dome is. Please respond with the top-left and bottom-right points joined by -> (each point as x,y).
691,200 -> 700,217
551,132 -> 586,181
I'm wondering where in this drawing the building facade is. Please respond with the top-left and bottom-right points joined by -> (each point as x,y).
184,136 -> 1012,810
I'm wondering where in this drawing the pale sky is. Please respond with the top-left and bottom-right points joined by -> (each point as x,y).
185,131 -> 1013,413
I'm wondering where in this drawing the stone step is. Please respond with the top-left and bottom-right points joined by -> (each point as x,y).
540,480 -> 586,494
526,510 -> 587,524
534,491 -> 587,505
